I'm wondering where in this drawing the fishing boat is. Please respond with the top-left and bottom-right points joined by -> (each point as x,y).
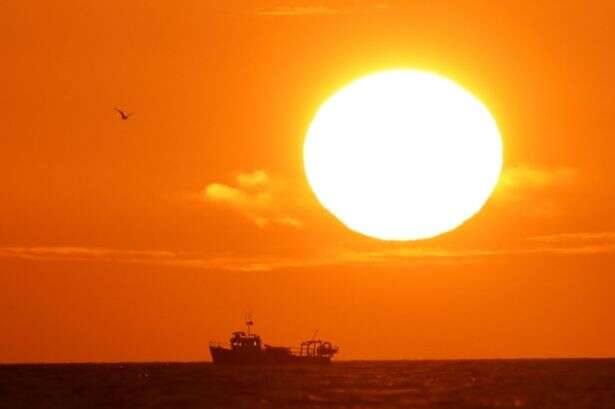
209,319 -> 338,365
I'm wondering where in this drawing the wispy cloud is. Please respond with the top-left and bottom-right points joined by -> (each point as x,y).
257,5 -> 339,16
496,165 -> 576,198
527,231 -> 615,252
492,164 -> 577,217
236,169 -> 268,189
0,246 -> 327,272
3,231 -> 614,272
203,170 -> 302,229
335,240 -> 615,267
0,247 -> 176,262
256,3 -> 389,17
522,231 -> 615,256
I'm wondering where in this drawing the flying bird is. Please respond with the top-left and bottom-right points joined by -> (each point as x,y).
114,108 -> 132,120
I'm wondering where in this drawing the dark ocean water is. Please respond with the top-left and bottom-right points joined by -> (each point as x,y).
1,360 -> 614,408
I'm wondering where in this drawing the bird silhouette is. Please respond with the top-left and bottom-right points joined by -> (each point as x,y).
114,108 -> 132,120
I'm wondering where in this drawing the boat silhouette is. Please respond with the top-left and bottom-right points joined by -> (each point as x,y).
209,319 -> 338,365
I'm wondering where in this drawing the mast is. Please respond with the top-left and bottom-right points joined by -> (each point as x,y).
246,313 -> 254,336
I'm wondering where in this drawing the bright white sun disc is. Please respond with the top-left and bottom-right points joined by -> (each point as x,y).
304,70 -> 502,240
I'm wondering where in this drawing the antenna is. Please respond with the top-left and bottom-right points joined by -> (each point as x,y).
311,329 -> 319,341
245,311 -> 254,335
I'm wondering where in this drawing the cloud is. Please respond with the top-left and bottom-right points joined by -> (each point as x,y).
492,164 -> 577,217
3,231 -> 614,272
256,3 -> 389,17
236,169 -> 268,189
256,6 -> 339,16
528,232 -> 615,243
0,245 -> 487,271
0,247 -> 176,262
0,246 -> 323,272
329,236 -> 615,269
203,170 -> 302,229
527,231 -> 615,255
496,165 -> 576,198
520,234 -> 615,255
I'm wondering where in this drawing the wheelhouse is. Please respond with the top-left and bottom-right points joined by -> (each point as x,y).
230,331 -> 262,350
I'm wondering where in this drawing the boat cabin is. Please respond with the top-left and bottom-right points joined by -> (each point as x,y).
230,331 -> 262,350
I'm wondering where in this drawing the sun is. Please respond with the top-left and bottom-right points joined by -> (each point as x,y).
304,69 -> 503,241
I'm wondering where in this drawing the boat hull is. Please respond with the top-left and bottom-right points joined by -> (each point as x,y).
209,346 -> 332,365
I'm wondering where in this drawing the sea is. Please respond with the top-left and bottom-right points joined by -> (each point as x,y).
1,360 -> 614,408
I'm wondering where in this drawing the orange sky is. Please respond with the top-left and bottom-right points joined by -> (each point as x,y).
1,0 -> 614,363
